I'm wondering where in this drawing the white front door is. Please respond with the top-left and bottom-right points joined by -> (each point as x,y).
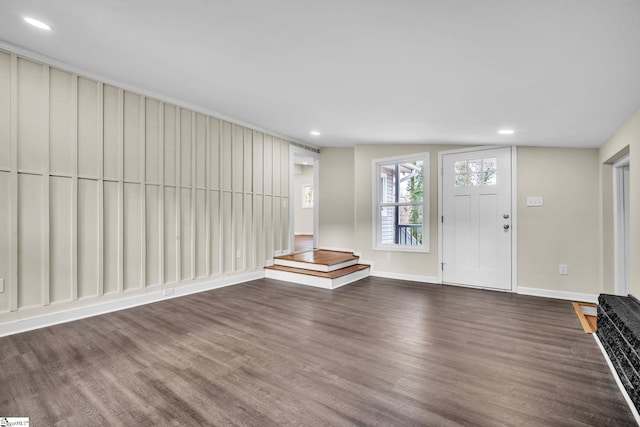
441,147 -> 512,290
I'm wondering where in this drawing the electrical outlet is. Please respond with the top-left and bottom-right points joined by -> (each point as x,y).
163,287 -> 174,296
386,252 -> 391,261
559,264 -> 568,275
236,249 -> 241,259
0,278 -> 4,293
527,196 -> 544,207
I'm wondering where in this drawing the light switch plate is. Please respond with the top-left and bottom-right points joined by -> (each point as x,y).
526,196 -> 544,207
0,278 -> 4,293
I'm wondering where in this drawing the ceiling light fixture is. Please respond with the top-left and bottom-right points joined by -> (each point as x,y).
498,129 -> 515,135
310,130 -> 320,136
24,17 -> 51,30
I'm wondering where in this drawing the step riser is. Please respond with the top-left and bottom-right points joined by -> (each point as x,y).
273,258 -> 358,272
265,267 -> 370,289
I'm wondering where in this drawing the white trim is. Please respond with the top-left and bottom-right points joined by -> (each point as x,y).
265,267 -> 369,289
313,157 -> 320,248
371,270 -> 440,284
437,145 -> 516,290
373,244 -> 428,253
517,287 -> 597,303
443,281 -> 509,292
511,147 -> 518,293
613,154 -> 630,296
437,144 -> 511,156
289,145 -> 320,252
593,333 -> 640,425
613,154 -> 631,168
0,271 -> 264,338
0,41 -> 313,149
438,152 -> 443,284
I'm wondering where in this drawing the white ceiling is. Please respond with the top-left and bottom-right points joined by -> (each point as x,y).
1,0 -> 639,148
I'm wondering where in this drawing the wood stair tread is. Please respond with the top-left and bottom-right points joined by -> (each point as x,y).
274,250 -> 358,266
265,263 -> 370,279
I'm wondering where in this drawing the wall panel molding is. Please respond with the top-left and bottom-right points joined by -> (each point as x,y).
0,48 -> 292,326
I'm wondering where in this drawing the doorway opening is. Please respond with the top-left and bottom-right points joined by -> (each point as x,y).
613,155 -> 630,296
289,146 -> 319,253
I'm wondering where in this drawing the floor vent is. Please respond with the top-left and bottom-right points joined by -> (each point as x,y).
572,301 -> 597,333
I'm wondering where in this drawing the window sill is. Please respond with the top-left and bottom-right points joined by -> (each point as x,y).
373,245 -> 429,254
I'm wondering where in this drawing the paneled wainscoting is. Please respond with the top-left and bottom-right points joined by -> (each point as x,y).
0,277 -> 634,426
0,48 -> 296,326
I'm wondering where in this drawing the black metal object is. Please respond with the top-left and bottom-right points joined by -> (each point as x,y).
597,293 -> 640,413
397,224 -> 421,245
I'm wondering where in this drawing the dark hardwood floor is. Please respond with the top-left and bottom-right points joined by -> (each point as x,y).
0,277 -> 634,426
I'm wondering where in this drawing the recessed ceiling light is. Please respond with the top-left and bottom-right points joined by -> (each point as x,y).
24,17 -> 51,30
498,129 -> 515,135
310,130 -> 320,136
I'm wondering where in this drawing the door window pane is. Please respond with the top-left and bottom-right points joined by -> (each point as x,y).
469,173 -> 481,186
454,156 -> 497,186
468,159 -> 482,173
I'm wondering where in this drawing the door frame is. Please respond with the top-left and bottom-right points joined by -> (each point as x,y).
289,145 -> 320,253
437,145 -> 518,291
613,154 -> 630,296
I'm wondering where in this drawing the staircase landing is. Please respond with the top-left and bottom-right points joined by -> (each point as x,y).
265,250 -> 370,289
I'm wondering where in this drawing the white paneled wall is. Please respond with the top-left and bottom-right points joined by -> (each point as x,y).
0,49 -> 290,323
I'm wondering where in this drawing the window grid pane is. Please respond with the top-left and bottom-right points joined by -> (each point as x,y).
454,156 -> 497,187
376,155 -> 427,249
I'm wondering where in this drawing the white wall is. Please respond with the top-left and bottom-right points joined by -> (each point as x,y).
0,48 -> 291,325
600,107 -> 640,296
517,147 -> 600,295
319,147 -> 355,250
319,143 -> 603,296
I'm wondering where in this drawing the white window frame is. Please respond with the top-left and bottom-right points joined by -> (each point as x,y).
372,152 -> 430,253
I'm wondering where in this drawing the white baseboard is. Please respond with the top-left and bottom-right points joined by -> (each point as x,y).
517,287 -> 598,303
443,282 -> 510,292
0,270 -> 264,338
371,270 -> 440,284
265,267 -> 369,290
593,334 -> 640,424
